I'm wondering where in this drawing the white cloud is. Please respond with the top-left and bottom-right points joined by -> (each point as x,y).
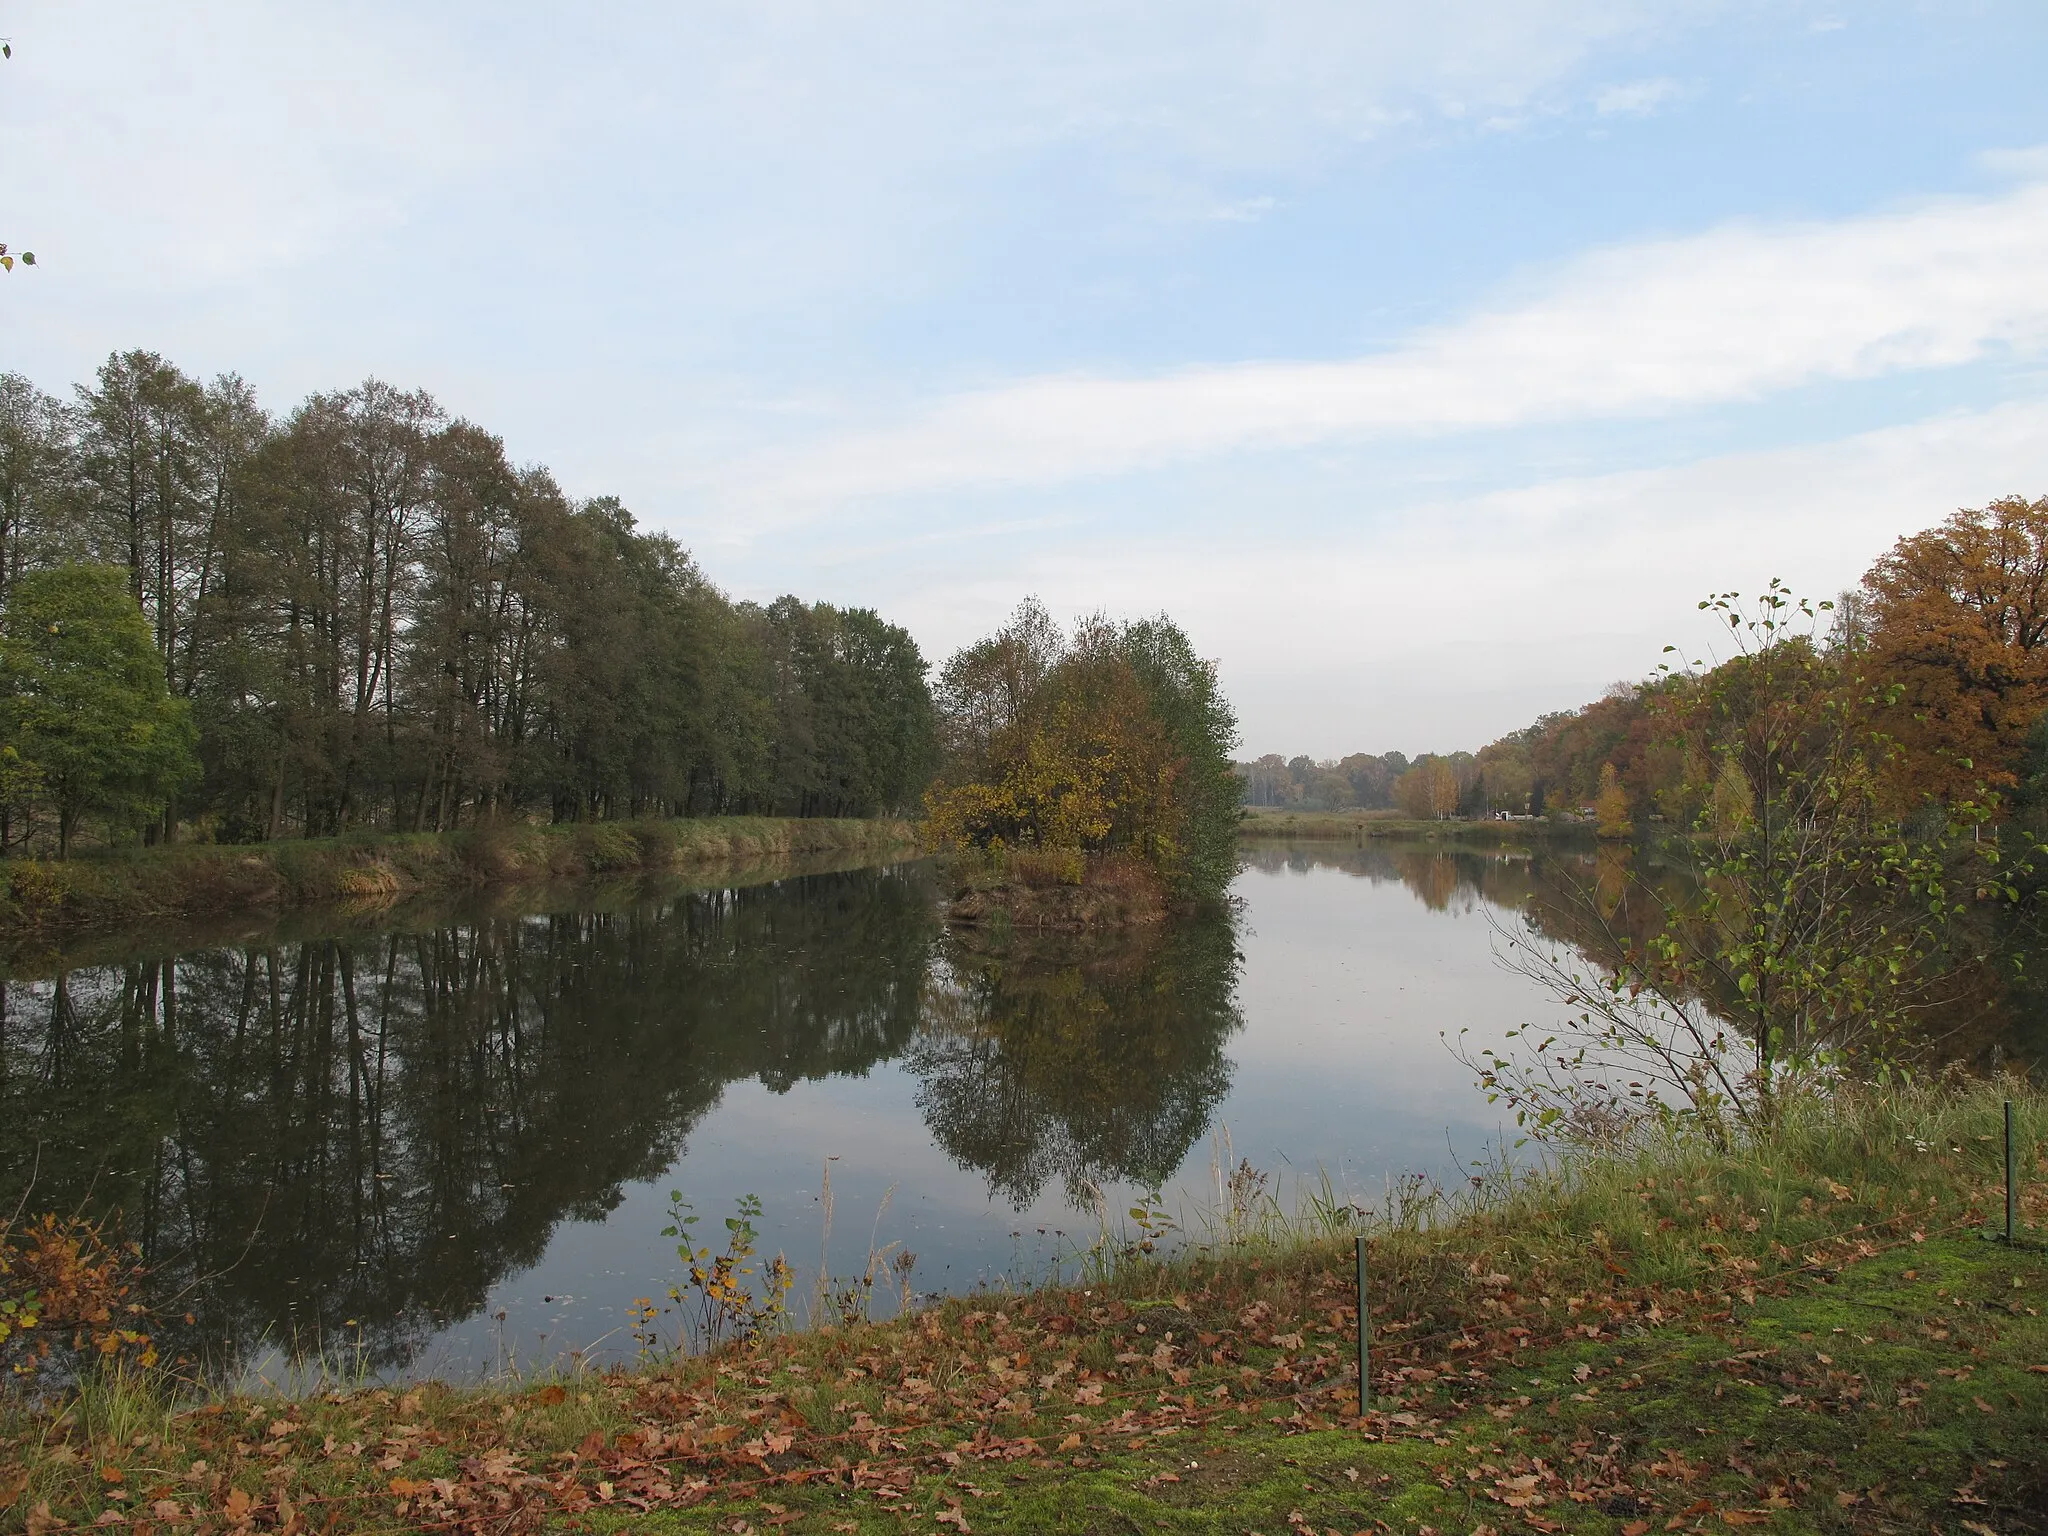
1208,196 -> 1280,223
849,398 -> 2048,755
735,178 -> 2048,511
1976,144 -> 2048,181
1593,76 -> 1682,115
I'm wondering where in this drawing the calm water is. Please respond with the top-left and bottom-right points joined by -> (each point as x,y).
3,839 -> 2035,1383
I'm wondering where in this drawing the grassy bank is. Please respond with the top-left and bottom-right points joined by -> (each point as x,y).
4,1081 -> 2041,1533
1239,807 -> 1593,844
0,816 -> 922,939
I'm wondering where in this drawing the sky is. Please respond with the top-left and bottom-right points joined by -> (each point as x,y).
4,1 -> 2047,757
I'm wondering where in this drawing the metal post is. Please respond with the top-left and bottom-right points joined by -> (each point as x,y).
2007,1100 -> 2018,1246
1355,1234 -> 1370,1414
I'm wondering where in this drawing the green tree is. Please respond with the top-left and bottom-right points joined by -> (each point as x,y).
0,565 -> 198,855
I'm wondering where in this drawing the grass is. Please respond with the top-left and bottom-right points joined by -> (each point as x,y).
0,815 -> 922,941
1238,807 -> 1593,844
3,1078 -> 2042,1533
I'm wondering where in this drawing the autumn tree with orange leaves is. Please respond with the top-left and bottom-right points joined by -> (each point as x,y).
1861,494 -> 2048,805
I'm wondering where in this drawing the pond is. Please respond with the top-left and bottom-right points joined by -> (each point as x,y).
2,838 -> 2036,1384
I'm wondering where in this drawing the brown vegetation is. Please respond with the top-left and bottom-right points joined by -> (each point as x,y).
1244,493 -> 2048,832
942,850 -> 1166,932
923,600 -> 1240,923
0,815 -> 920,938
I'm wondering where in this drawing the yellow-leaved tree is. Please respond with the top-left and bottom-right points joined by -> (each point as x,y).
923,601 -> 1239,905
1592,761 -> 1630,838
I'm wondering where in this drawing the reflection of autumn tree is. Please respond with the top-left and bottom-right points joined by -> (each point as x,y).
1509,839 -> 2025,1086
1592,843 -> 1632,917
1243,839 -> 2040,1077
907,916 -> 1243,1210
0,865 -> 938,1375
1391,850 -> 1464,912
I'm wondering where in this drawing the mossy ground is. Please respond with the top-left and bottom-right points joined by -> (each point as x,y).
606,1231 -> 2045,1536
3,1084 -> 2042,1534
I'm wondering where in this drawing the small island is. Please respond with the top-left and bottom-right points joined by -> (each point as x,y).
919,599 -> 1240,931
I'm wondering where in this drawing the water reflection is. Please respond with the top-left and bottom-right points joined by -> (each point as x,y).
1238,839 -> 2047,1073
4,839 -> 2035,1380
910,919 -> 1242,1209
0,866 -> 942,1375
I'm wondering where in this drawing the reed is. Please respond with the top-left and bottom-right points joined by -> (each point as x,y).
0,815 -> 923,939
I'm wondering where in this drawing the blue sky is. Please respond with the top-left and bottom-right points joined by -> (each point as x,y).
5,1 -> 2047,755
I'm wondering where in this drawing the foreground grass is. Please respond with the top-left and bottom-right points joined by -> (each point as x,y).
3,1082 -> 2042,1534
0,815 -> 921,939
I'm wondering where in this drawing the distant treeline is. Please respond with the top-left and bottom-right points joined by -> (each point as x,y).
0,354 -> 937,851
1240,493 -> 2048,825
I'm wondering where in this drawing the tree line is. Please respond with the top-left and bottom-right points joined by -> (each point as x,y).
1241,494 -> 2048,828
0,354 -> 937,854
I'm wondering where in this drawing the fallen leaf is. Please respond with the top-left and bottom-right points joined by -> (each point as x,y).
1621,1523 -> 1650,1536
536,1385 -> 567,1406
1973,1396 -> 1995,1415
1721,1514 -> 1770,1526
1057,1433 -> 1082,1452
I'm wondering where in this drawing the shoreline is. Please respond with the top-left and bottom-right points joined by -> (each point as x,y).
0,816 -> 923,944
2,1081 -> 2038,1532
1237,809 -> 1601,843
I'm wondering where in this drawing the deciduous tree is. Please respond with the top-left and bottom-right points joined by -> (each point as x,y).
0,565 -> 197,855
1862,494 -> 2048,803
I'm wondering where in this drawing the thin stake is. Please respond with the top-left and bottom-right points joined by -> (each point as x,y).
2007,1100 -> 2017,1246
1355,1233 -> 1370,1414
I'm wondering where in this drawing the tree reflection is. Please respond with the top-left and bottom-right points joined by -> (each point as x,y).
907,915 -> 1243,1210
1244,838 -> 2041,1077
0,865 -> 939,1376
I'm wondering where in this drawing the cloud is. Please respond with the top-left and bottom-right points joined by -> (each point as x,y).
1976,144 -> 2048,181
847,397 -> 2048,755
736,178 -> 2048,510
1593,76 -> 1682,115
1207,196 -> 1280,223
